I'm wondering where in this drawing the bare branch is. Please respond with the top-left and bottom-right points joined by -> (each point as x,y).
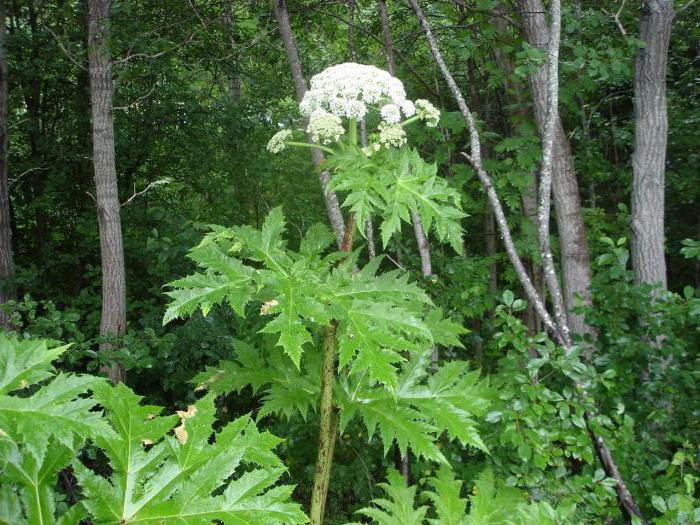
412,3 -> 646,521
41,24 -> 85,70
114,83 -> 157,111
678,0 -> 696,13
8,166 -> 47,189
602,0 -> 628,39
121,179 -> 171,207
460,153 -> 564,344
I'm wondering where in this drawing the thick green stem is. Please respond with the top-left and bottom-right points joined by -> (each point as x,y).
347,118 -> 358,146
285,141 -> 335,155
400,115 -> 420,128
309,213 -> 356,525
309,322 -> 339,525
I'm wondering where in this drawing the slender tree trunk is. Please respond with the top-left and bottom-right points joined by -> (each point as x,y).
88,0 -> 126,383
378,0 -> 395,74
519,0 -> 594,338
348,0 -> 377,259
493,3 -> 541,335
222,1 -> 242,103
272,0 -> 345,246
0,2 -> 15,330
25,5 -> 48,259
631,0 -> 674,290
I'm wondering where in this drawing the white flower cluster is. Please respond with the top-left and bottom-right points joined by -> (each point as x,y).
415,99 -> 440,127
380,103 -> 402,124
300,63 -> 415,122
378,123 -> 407,149
267,129 -> 293,154
307,109 -> 345,144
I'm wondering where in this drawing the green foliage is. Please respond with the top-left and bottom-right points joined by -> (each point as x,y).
348,467 -> 573,525
337,354 -> 492,461
681,239 -> 700,261
0,335 -> 305,524
0,335 -> 109,525
167,209 -> 434,385
327,146 -> 465,253
172,209 -> 490,462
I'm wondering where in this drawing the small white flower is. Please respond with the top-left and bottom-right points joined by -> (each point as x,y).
307,109 -> 345,145
267,129 -> 293,153
415,99 -> 440,127
378,122 -> 407,148
400,99 -> 416,117
380,104 -> 402,124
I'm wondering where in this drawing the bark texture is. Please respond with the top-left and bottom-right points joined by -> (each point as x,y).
272,0 -> 345,246
0,2 -> 15,330
519,0 -> 594,338
631,0 -> 674,289
88,0 -> 126,382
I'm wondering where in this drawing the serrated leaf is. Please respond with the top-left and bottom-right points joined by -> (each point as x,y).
77,390 -> 306,524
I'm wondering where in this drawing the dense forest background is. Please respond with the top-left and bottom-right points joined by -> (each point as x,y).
0,0 -> 699,524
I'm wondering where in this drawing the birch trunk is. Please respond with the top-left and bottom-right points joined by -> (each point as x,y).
272,0 -> 345,246
519,0 -> 594,338
631,0 -> 674,290
0,2 -> 14,330
88,0 -> 126,383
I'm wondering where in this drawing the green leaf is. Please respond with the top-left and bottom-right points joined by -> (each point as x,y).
76,389 -> 306,524
424,468 -> 468,525
353,469 -> 427,525
0,335 -> 113,524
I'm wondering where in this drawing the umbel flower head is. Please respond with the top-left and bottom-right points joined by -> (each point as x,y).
415,99 -> 440,127
300,63 -> 416,122
307,109 -> 345,144
267,63 -> 441,153
267,129 -> 293,154
378,122 -> 407,148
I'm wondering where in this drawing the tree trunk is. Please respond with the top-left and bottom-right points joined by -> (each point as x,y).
0,1 -> 15,331
272,0 -> 345,246
631,0 -> 674,290
493,3 -> 542,336
222,1 -> 242,104
88,0 -> 126,383
519,0 -> 594,338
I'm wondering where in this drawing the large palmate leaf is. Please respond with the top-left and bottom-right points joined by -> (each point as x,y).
0,335 -> 111,525
327,146 -> 465,252
76,385 -> 306,524
337,353 -> 492,461
165,209 -> 446,383
191,339 -> 322,420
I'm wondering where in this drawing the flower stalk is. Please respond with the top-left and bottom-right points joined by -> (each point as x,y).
284,141 -> 335,155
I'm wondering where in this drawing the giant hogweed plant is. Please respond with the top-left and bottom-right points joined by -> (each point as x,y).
165,63 -> 491,524
0,334 -> 305,524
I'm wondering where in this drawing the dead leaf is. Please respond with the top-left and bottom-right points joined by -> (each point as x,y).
260,299 -> 279,315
